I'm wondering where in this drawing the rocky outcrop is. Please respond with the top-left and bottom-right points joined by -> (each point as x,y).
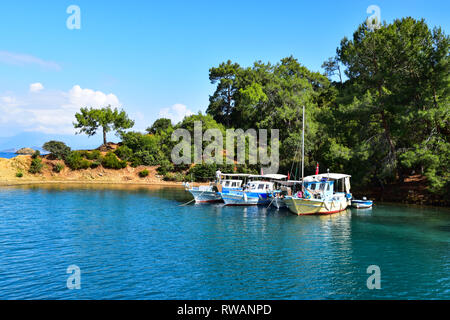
15,148 -> 36,155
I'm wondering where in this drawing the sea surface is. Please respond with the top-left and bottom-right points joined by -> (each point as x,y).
0,152 -> 17,159
0,184 -> 448,300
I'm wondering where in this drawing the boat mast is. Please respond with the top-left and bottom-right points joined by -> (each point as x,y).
301,105 -> 305,190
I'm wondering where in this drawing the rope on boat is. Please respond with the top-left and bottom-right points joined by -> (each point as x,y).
179,188 -> 207,207
267,194 -> 276,208
179,198 -> 196,207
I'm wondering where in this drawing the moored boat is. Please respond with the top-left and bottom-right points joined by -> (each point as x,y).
351,197 -> 373,209
185,173 -> 250,203
284,173 -> 352,215
220,180 -> 277,206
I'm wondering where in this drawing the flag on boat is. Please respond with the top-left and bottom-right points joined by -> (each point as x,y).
315,163 -> 319,175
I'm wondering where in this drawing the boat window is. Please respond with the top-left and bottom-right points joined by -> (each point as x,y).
258,184 -> 265,190
224,181 -> 230,187
327,184 -> 331,191
231,182 -> 237,187
320,183 -> 326,191
310,184 -> 316,190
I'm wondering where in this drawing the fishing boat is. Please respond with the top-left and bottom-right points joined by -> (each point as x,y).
284,173 -> 352,215
185,173 -> 251,203
220,174 -> 288,206
271,180 -> 303,209
351,197 -> 373,209
220,180 -> 273,206
283,105 -> 352,215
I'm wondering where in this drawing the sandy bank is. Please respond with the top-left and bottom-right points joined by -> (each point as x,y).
0,155 -> 197,188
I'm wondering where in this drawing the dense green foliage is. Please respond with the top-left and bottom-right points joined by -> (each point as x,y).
31,150 -> 41,159
102,152 -> 127,169
74,105 -> 135,145
114,145 -> 133,161
146,118 -> 172,134
43,141 -> 71,160
65,151 -> 92,170
29,157 -> 43,174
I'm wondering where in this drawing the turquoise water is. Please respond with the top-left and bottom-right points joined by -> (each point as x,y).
0,152 -> 16,159
0,184 -> 448,300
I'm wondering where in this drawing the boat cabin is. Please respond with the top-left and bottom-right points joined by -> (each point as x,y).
245,181 -> 275,192
304,180 -> 335,200
219,173 -> 252,193
302,173 -> 351,200
221,179 -> 243,189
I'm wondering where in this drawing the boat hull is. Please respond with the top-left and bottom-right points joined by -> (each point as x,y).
188,189 -> 223,203
220,191 -> 272,206
272,197 -> 286,209
284,197 -> 348,215
351,200 -> 373,209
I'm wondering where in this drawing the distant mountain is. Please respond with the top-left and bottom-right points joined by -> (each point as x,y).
0,148 -> 16,153
0,132 -> 119,151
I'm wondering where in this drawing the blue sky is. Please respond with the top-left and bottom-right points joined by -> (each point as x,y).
0,0 -> 448,149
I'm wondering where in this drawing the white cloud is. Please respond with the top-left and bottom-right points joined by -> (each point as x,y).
0,85 -> 121,135
158,103 -> 194,124
0,51 -> 61,71
29,83 -> 44,93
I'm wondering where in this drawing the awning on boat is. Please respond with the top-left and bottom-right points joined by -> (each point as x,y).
248,174 -> 288,180
279,180 -> 303,186
220,173 -> 252,177
303,173 -> 351,182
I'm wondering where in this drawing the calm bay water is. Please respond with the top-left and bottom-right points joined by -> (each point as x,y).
0,184 -> 448,300
0,152 -> 16,159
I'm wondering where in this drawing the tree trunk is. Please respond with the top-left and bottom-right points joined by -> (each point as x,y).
103,128 -> 107,146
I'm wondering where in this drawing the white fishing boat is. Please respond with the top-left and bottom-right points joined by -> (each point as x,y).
284,173 -> 352,215
185,173 -> 250,203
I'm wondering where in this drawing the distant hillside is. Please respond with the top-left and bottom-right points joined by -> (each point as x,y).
0,132 -> 118,151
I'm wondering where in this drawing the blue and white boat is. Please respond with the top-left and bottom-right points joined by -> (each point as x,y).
351,197 -> 373,209
185,173 -> 250,203
220,180 -> 276,206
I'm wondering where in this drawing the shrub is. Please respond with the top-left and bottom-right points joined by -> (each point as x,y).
43,141 -> 71,160
187,163 -> 217,182
29,157 -> 43,174
65,151 -> 91,170
16,171 -> 23,178
102,152 -> 127,169
53,163 -> 65,173
130,156 -> 142,168
156,159 -> 174,175
139,169 -> 149,178
79,150 -> 91,158
115,145 -> 133,161
163,172 -> 185,182
86,150 -> 102,161
31,150 -> 41,159
90,161 -> 101,169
